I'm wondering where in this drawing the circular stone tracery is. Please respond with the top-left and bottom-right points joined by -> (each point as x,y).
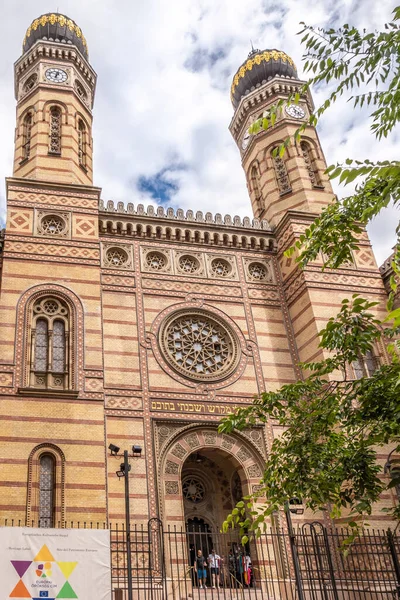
159,310 -> 239,382
105,247 -> 129,267
40,214 -> 66,236
211,258 -> 232,277
146,251 -> 167,271
179,255 -> 200,274
182,477 -> 206,503
248,262 -> 268,281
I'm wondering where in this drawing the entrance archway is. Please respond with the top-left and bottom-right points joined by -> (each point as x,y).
181,449 -> 243,533
159,425 -> 265,529
158,425 -> 266,590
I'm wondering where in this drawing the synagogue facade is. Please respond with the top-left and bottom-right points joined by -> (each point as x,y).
0,13 -> 396,535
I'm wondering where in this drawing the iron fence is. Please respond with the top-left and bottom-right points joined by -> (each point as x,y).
1,518 -> 399,600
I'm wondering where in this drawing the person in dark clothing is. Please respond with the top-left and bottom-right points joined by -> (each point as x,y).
195,549 -> 207,589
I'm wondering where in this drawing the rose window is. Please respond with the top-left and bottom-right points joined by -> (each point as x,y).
179,255 -> 200,274
211,258 -> 231,277
106,247 -> 129,267
40,215 -> 66,236
159,310 -> 239,381
146,252 -> 167,271
248,262 -> 268,281
182,477 -> 206,503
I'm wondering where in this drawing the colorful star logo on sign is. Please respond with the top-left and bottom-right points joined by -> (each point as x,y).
9,545 -> 78,599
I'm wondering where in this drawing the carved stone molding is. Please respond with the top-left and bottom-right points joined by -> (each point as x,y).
165,481 -> 179,495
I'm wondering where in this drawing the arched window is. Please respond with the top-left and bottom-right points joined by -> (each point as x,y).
49,106 -> 62,154
272,148 -> 291,194
31,297 -> 69,390
77,119 -> 87,167
27,444 -> 65,527
300,141 -> 322,187
22,112 -> 33,160
250,164 -> 263,215
39,454 -> 55,528
351,349 -> 377,379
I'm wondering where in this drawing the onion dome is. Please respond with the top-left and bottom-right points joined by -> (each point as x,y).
23,14 -> 88,58
231,48 -> 297,108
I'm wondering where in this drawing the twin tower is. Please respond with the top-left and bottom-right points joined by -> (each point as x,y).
13,13 -> 334,226
0,12 -> 391,529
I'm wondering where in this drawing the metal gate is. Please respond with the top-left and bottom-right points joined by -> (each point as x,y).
111,518 -> 167,600
294,522 -> 400,599
2,517 -> 399,599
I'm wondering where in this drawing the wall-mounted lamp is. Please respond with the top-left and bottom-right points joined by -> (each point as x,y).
288,497 -> 305,515
108,443 -> 120,456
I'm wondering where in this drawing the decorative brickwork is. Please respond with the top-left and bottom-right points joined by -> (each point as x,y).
0,18 -> 394,532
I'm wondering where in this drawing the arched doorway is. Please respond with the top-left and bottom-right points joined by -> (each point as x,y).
159,427 -> 266,589
181,449 -> 249,588
181,450 -> 243,534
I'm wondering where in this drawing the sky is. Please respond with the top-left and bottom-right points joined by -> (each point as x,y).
0,0 -> 398,265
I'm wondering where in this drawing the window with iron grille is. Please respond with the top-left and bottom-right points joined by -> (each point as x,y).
31,297 -> 69,390
49,107 -> 62,154
38,454 -> 55,528
351,349 -> 378,379
22,112 -> 33,160
78,119 -> 87,167
300,141 -> 322,187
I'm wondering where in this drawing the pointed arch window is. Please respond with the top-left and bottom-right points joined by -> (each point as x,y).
39,454 -> 55,528
300,141 -> 322,187
31,297 -> 70,390
77,119 -> 87,168
272,148 -> 291,194
49,106 -> 62,154
22,112 -> 33,160
351,349 -> 378,379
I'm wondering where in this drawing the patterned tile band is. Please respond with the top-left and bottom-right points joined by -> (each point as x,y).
23,14 -> 87,53
231,50 -> 295,100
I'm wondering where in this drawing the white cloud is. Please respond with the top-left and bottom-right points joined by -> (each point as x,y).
0,0 -> 398,265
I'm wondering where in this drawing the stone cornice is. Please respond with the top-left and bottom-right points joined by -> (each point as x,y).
6,177 -> 102,199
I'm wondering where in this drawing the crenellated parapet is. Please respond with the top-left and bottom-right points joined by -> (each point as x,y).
99,200 -> 275,251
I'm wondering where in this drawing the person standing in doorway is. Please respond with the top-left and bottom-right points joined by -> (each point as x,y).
207,548 -> 221,589
195,549 -> 207,589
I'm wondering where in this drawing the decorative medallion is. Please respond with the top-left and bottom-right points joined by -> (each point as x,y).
178,254 -> 201,274
210,258 -> 232,278
103,245 -> 133,269
182,477 -> 206,503
37,213 -> 69,237
159,309 -> 240,382
243,257 -> 274,283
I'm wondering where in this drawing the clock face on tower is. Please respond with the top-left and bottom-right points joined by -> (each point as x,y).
285,104 -> 306,119
45,68 -> 68,83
